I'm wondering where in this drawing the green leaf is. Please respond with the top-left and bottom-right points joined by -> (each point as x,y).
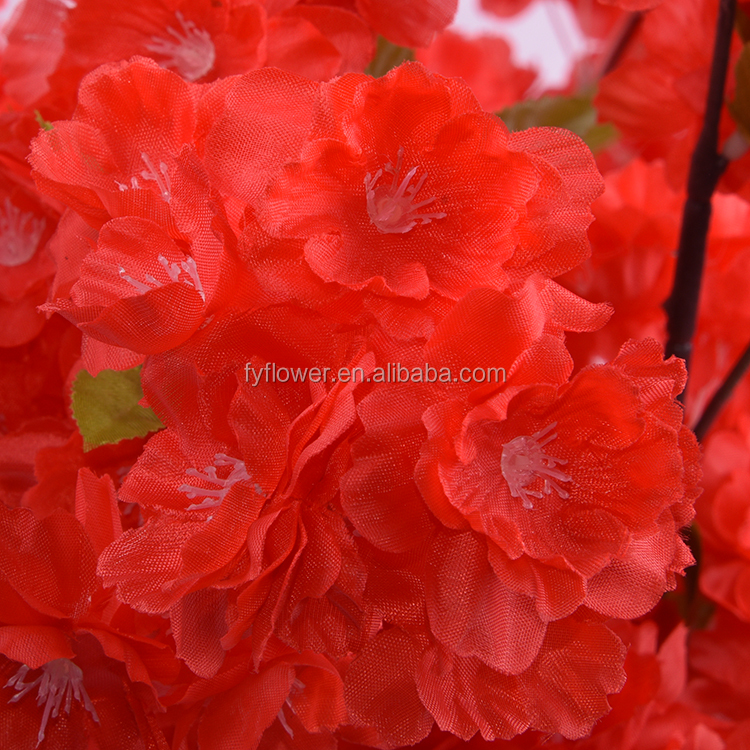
72,366 -> 163,451
365,36 -> 414,78
729,42 -> 750,141
499,93 -> 618,153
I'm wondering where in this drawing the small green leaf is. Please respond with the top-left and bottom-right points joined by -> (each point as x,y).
366,36 -> 414,78
582,121 -> 619,153
33,110 -> 53,131
729,42 -> 750,141
72,366 -> 163,451
499,93 -> 618,153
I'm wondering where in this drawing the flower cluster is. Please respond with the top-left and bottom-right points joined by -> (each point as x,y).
2,0 -> 746,748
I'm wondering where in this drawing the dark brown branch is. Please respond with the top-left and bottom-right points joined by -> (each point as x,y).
599,12 -> 644,78
694,339 -> 750,441
665,0 -> 735,383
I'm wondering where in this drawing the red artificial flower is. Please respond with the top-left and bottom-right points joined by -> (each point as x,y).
2,0 -> 264,115
560,158 -> 682,369
234,178 -> 456,347
595,0 -> 714,174
56,0 -> 266,83
352,0 -> 457,48
0,422 -> 69,510
30,57 -> 204,229
325,283 -> 628,743
418,339 -> 697,624
595,0 -> 750,193
201,66 -> 320,216
339,612 -> 626,745
0,500 -> 178,749
504,619 -> 734,750
559,158 -> 750,430
415,31 -> 536,113
0,182 -> 58,347
341,277 -> 612,555
696,423 -> 750,622
684,192 -> 750,425
2,0 -> 379,133
314,338 -> 696,743
19,427 -> 147,520
266,4 -> 375,80
0,0 -> 69,109
45,211 -> 244,356
688,607 -> 750,726
262,62 -> 602,301
168,646 -> 348,750
0,316 -> 78,435
97,339 -> 376,677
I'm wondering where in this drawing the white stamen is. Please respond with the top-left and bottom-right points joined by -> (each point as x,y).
277,705 -> 294,737
145,11 -> 216,82
139,153 -> 171,203
178,453 -> 259,510
0,198 -> 45,267
118,267 -> 153,294
5,659 -> 99,747
501,422 -> 571,510
158,254 -> 183,283
364,147 -> 446,234
179,256 -> 206,302
118,253 -> 205,301
115,176 -> 141,191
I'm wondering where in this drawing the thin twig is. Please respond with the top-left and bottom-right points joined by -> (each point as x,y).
665,0 -> 735,385
694,339 -> 750,441
599,12 -> 644,79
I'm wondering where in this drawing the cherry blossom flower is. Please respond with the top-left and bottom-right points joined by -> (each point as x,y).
262,62 -> 602,301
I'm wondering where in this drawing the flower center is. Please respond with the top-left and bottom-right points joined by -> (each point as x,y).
145,11 -> 215,82
178,453 -> 262,510
364,147 -> 446,234
0,198 -> 45,267
115,153 -> 172,203
118,253 -> 206,302
5,659 -> 99,746
501,422 -> 571,510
